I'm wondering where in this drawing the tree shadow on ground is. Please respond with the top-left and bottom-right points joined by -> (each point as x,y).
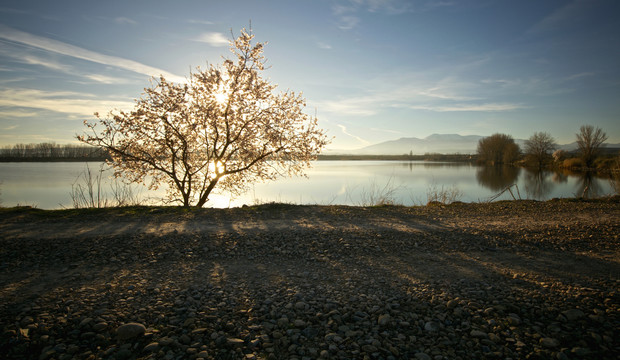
0,205 -> 618,359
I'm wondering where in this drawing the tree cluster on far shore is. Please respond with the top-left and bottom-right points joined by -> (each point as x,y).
0,143 -> 108,161
476,125 -> 616,172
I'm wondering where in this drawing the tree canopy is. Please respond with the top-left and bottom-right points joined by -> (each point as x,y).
524,132 -> 556,169
79,29 -> 329,207
576,125 -> 607,168
476,133 -> 520,165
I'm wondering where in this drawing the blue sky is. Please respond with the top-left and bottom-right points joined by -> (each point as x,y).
0,0 -> 618,150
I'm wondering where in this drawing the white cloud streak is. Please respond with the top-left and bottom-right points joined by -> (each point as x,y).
194,32 -> 230,47
83,74 -> 131,84
115,17 -> 137,25
321,98 -> 378,116
0,25 -> 185,82
408,103 -> 523,112
527,0 -> 591,35
0,88 -> 135,116
337,15 -> 360,30
337,124 -> 370,145
565,72 -> 595,80
317,74 -> 526,117
1,50 -> 132,84
187,19 -> 215,25
0,108 -> 38,118
21,55 -> 73,73
317,41 -> 332,50
332,0 -> 418,30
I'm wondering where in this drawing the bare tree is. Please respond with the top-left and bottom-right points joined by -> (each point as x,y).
79,29 -> 329,207
524,132 -> 556,169
476,133 -> 520,165
576,125 -> 607,168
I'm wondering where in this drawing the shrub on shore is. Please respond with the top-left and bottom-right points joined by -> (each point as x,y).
561,157 -> 585,170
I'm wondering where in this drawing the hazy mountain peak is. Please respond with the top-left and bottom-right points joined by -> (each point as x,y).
325,133 -> 617,156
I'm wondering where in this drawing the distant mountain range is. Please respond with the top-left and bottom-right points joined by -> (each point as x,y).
326,133 -> 620,155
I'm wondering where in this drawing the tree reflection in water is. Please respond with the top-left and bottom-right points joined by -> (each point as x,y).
523,168 -> 553,200
476,165 -> 520,192
575,171 -> 605,199
478,165 -> 609,200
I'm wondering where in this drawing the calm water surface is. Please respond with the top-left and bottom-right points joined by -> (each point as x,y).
0,161 -> 614,209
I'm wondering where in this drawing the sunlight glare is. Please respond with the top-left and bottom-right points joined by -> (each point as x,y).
214,92 -> 228,104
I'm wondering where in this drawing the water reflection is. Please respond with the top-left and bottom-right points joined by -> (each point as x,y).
0,161 -> 615,209
523,169 -> 553,200
399,161 -> 473,171
552,171 -> 568,184
476,165 -> 520,192
575,171 -> 607,199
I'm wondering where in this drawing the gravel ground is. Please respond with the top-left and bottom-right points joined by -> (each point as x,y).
0,198 -> 619,359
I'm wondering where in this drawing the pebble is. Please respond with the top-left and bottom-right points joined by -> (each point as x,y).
540,337 -> 560,348
562,309 -> 585,321
143,342 -> 160,352
92,322 -> 108,332
415,352 -> 432,360
470,330 -> 488,339
116,323 -> 146,340
377,313 -> 390,326
424,321 -> 440,332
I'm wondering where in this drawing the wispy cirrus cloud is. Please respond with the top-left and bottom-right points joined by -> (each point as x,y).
187,19 -> 214,25
332,0 -> 427,30
194,32 -> 229,47
565,72 -> 595,80
21,55 -> 73,73
83,74 -> 132,84
316,72 -> 527,117
336,15 -> 360,30
408,103 -> 524,112
0,108 -> 38,118
1,50 -> 133,84
0,6 -> 28,15
0,88 -> 134,116
114,17 -> 137,25
365,0 -> 413,14
337,124 -> 371,145
317,41 -> 332,50
320,98 -> 378,116
0,25 -> 185,82
527,0 -> 591,35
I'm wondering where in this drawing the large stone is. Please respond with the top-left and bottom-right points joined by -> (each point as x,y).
446,299 -> 459,309
92,322 -> 108,332
377,314 -> 390,326
415,352 -> 432,360
470,330 -> 488,339
562,309 -> 585,321
293,319 -> 306,328
424,321 -> 440,332
143,342 -> 160,352
227,338 -> 244,347
540,337 -> 560,348
116,323 -> 146,340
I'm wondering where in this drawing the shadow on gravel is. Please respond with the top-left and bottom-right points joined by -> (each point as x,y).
0,204 -> 619,359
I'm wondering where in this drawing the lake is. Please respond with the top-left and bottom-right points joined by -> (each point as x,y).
0,161 -> 614,209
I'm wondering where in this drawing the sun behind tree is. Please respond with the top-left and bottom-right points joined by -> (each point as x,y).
79,29 -> 329,207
